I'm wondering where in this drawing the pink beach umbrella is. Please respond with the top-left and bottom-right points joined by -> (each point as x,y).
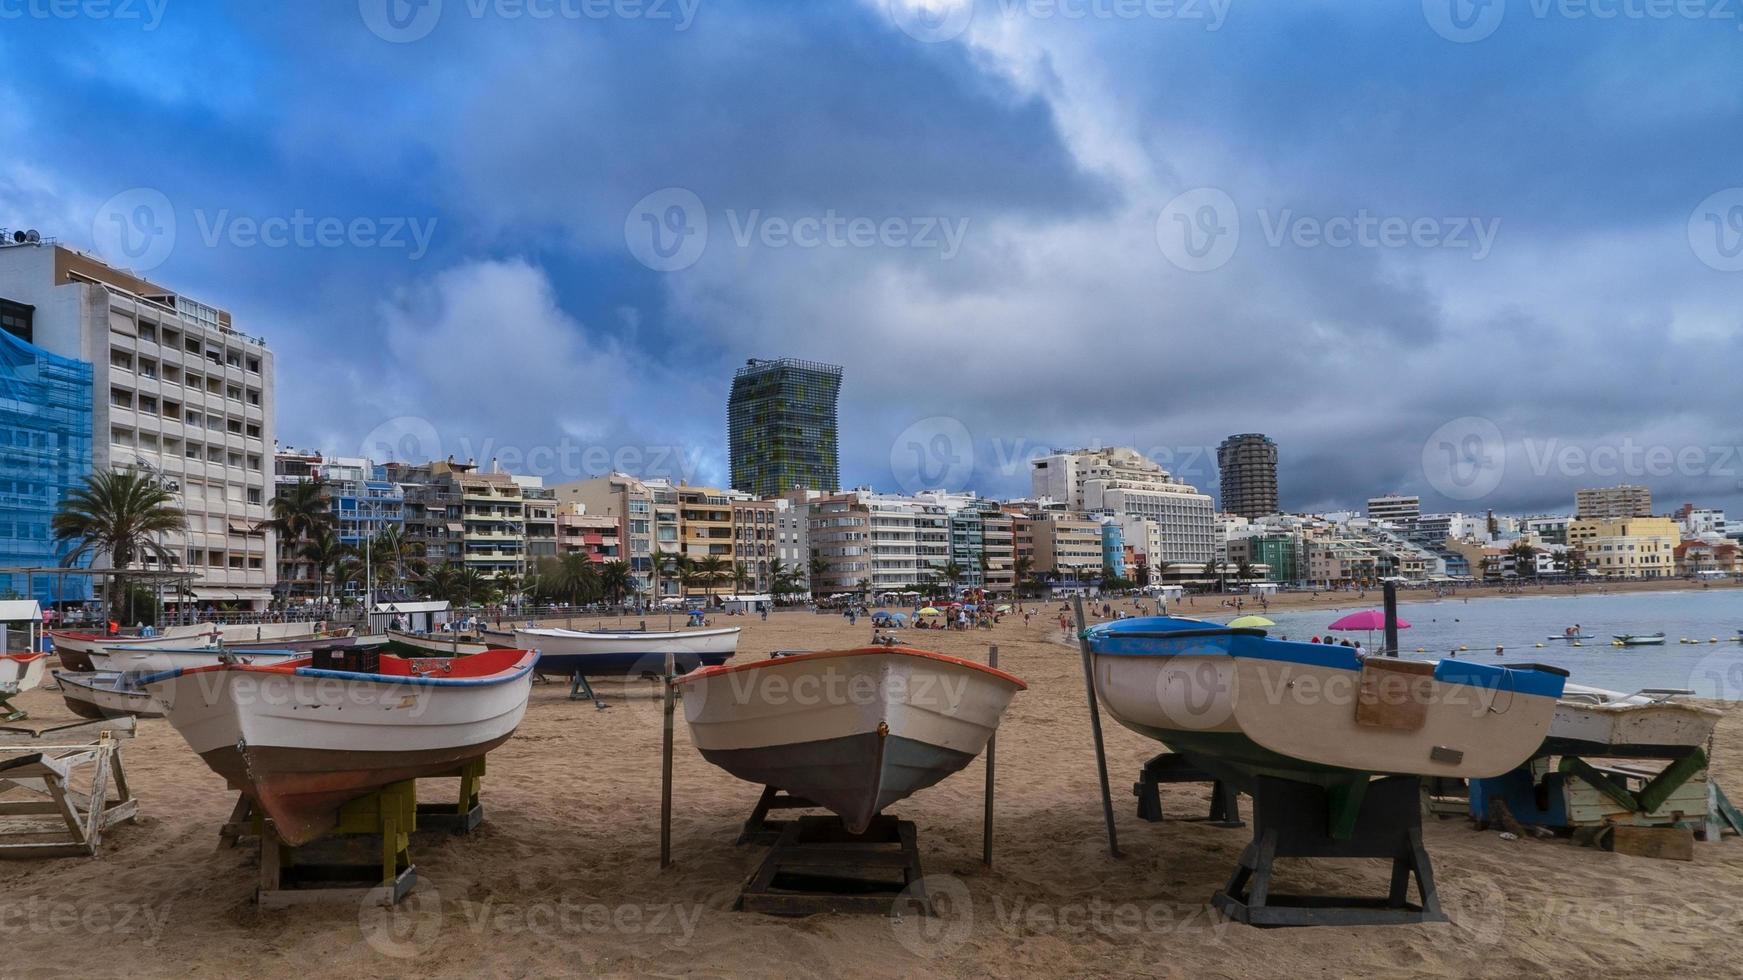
1326,609 -> 1410,651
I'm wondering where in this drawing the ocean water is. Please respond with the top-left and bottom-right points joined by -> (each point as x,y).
1227,589 -> 1743,699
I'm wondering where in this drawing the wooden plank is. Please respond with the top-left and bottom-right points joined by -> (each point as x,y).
1611,825 -> 1695,861
1354,659 -> 1434,731
1713,781 -> 1743,835
1560,757 -> 1640,811
1636,751 -> 1708,815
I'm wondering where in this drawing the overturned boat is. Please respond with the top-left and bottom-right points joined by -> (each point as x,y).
1548,684 -> 1721,758
1084,617 -> 1566,792
139,647 -> 537,845
676,646 -> 1024,833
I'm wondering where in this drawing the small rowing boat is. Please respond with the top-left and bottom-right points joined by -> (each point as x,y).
386,629 -> 493,657
88,638 -> 361,673
48,623 -> 220,671
512,626 -> 739,678
139,647 -> 538,845
1612,632 -> 1667,647
1084,617 -> 1566,794
676,646 -> 1024,833
0,653 -> 48,721
55,670 -> 165,719
1547,684 -> 1721,758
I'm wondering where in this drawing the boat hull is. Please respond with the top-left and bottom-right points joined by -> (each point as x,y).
49,624 -> 221,670
55,670 -> 165,719
514,627 -> 739,677
387,630 -> 491,657
678,648 -> 1024,833
1548,687 -> 1722,758
1088,617 -> 1565,789
0,654 -> 47,696
141,649 -> 536,845
90,646 -> 309,673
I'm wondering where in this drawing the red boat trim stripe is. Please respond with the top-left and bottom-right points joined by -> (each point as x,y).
674,646 -> 1026,690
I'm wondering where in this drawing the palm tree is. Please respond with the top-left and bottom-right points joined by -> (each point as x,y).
808,554 -> 829,589
599,560 -> 633,605
552,552 -> 601,606
1013,555 -> 1034,592
369,524 -> 408,594
1202,557 -> 1222,592
52,469 -> 187,621
940,561 -> 966,597
263,479 -> 333,596
331,559 -> 364,605
1509,540 -> 1539,579
732,561 -> 753,595
693,554 -> 731,603
455,566 -> 492,606
299,526 -> 352,606
1235,560 -> 1255,585
651,550 -> 686,602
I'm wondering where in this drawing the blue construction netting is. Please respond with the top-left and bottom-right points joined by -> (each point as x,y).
0,327 -> 93,605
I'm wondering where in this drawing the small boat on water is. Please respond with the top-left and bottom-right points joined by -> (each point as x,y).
386,629 -> 494,657
1612,632 -> 1667,647
513,626 -> 740,678
1547,684 -> 1721,758
139,646 -> 538,845
677,646 -> 1024,833
56,670 -> 165,719
1084,617 -> 1567,793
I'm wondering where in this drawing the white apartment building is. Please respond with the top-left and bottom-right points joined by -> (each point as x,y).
1366,494 -> 1421,523
0,242 -> 275,607
1033,447 -> 1215,564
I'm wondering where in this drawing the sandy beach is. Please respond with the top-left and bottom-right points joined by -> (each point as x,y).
5,609 -> 1743,979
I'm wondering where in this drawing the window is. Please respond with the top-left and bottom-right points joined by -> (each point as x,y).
138,358 -> 158,379
247,488 -> 262,504
163,328 -> 180,348
246,388 -> 260,406
226,351 -> 242,368
184,410 -> 201,426
207,377 -> 222,394
138,395 -> 157,414
246,356 -> 260,373
110,350 -> 134,370
227,385 -> 242,401
185,372 -> 202,389
163,399 -> 180,418
110,388 -> 133,408
185,443 -> 201,459
245,423 -> 260,438
162,365 -> 180,384
227,419 -> 242,435
138,323 -> 156,343
185,337 -> 201,354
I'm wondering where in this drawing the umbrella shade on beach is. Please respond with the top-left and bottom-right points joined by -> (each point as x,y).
1327,610 -> 1411,631
918,607 -> 943,616
1228,615 -> 1275,628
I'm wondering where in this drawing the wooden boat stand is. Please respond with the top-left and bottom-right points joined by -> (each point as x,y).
256,780 -> 418,909
221,758 -> 489,849
1133,752 -> 1244,828
568,671 -> 609,710
1213,775 -> 1444,927
0,717 -> 138,858
737,814 -> 930,917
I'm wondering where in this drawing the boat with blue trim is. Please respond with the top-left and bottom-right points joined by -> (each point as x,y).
1084,616 -> 1566,792
512,625 -> 739,679
139,646 -> 537,845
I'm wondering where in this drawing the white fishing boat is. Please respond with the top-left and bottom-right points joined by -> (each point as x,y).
676,646 -> 1025,833
89,645 -> 308,673
139,647 -> 538,845
512,625 -> 739,677
56,670 -> 165,719
49,623 -> 221,670
1085,617 -> 1567,792
1548,684 -> 1721,758
387,629 -> 493,657
0,653 -> 49,721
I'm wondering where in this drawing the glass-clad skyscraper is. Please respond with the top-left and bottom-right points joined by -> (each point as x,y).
0,322 -> 93,603
728,358 -> 842,498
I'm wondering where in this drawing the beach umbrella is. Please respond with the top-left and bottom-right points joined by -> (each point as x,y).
1326,609 -> 1409,649
918,607 -> 942,616
995,604 -> 1012,613
1228,615 -> 1275,629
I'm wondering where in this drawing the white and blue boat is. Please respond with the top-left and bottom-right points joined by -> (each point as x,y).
1084,616 -> 1566,793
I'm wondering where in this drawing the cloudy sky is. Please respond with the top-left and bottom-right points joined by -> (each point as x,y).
4,0 -> 1741,516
